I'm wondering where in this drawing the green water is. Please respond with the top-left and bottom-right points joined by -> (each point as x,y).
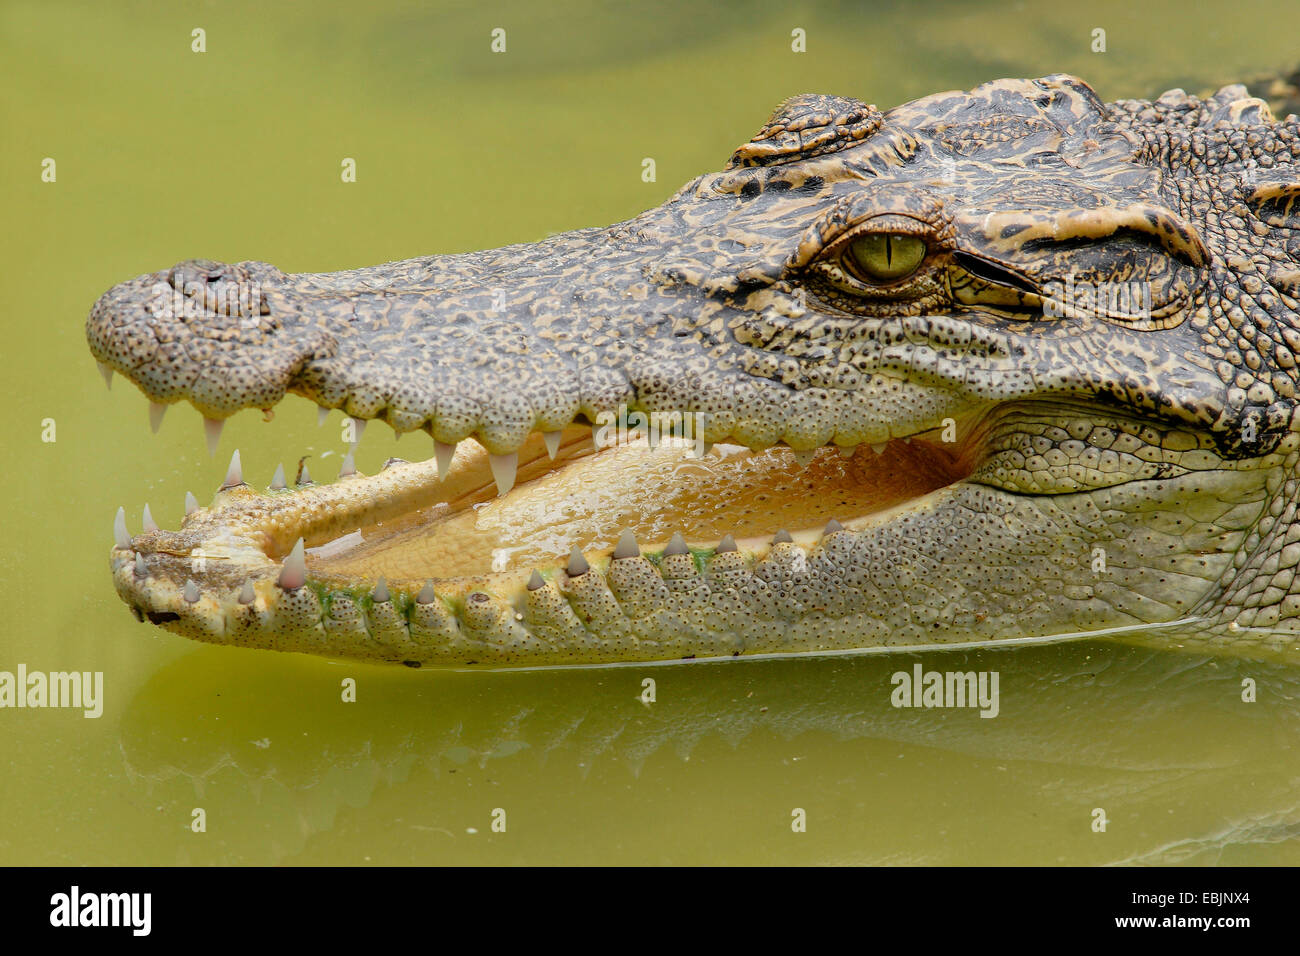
3,0 -> 1299,865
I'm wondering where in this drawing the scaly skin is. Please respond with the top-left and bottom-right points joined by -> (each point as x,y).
88,74 -> 1300,666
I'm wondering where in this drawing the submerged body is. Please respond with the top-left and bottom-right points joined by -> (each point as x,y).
88,74 -> 1300,665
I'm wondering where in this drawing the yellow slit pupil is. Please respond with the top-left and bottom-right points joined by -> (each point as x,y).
849,233 -> 925,281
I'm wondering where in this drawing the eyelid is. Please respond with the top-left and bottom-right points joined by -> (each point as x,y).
784,197 -> 954,273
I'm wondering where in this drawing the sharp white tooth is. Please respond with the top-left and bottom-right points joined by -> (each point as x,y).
134,553 -> 146,576
221,449 -> 244,489
838,445 -> 857,458
527,570 -> 546,591
97,362 -> 114,390
183,580 -> 200,603
339,449 -> 356,478
793,449 -> 815,467
567,547 -> 589,577
270,464 -> 286,490
184,492 -> 198,516
317,406 -> 329,427
416,580 -> 436,604
373,577 -> 389,603
149,402 -> 167,434
203,417 -> 224,456
278,538 -> 306,590
871,442 -> 887,455
434,441 -> 455,480
490,452 -> 518,495
613,529 -> 640,559
238,580 -> 255,605
542,431 -> 562,460
142,504 -> 159,533
664,532 -> 689,556
773,529 -> 794,544
297,461 -> 313,485
113,507 -> 131,548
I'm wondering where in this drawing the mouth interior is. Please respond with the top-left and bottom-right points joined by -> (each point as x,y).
306,423 -> 981,581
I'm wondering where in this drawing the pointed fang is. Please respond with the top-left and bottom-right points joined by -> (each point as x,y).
434,441 -> 455,480
838,445 -> 856,458
527,570 -> 546,591
793,449 -> 815,468
113,507 -> 131,549
134,553 -> 145,576
184,492 -> 198,516
773,529 -> 794,544
339,449 -> 356,478
871,442 -> 887,455
716,534 -> 737,553
317,406 -> 330,427
142,504 -> 159,533
567,547 -> 590,577
238,580 -> 255,604
490,452 -> 518,495
373,577 -> 389,603
542,431 -> 562,460
97,362 -> 114,390
825,518 -> 844,535
270,464 -> 286,490
278,538 -> 307,590
149,402 -> 167,434
664,532 -> 689,556
183,580 -> 199,603
221,449 -> 244,489
417,580 -> 436,604
613,529 -> 640,560
204,417 -> 224,456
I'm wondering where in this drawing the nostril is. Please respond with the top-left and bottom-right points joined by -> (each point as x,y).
169,259 -> 233,292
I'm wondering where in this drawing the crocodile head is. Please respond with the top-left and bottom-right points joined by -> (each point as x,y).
88,74 -> 1300,666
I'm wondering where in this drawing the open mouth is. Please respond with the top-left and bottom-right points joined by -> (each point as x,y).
105,386 -> 997,663
302,419 -> 985,584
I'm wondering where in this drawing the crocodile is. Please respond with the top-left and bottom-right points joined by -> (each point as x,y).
87,73 -> 1300,667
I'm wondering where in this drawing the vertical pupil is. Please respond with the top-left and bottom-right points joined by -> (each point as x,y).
885,235 -> 893,267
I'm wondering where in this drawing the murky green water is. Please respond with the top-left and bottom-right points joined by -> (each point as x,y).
4,0 -> 1299,864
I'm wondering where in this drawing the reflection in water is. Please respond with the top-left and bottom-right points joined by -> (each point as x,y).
119,640 -> 1300,864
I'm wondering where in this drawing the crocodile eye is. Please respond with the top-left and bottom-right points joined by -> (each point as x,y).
847,233 -> 926,282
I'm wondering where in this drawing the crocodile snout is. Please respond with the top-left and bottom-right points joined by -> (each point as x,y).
87,259 -> 334,443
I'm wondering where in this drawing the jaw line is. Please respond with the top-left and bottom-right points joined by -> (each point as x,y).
113,402 -> 995,619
